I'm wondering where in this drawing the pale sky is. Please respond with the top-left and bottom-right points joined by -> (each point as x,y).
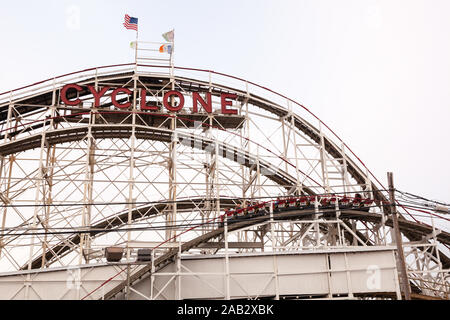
1,0 -> 449,205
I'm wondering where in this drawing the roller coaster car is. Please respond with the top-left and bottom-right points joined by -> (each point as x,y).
219,210 -> 235,227
329,197 -> 337,208
287,198 -> 297,210
272,201 -> 278,211
298,196 -> 309,209
276,199 -> 287,211
361,199 -> 373,212
253,203 -> 267,217
235,207 -> 246,219
339,197 -> 351,209
309,195 -> 318,208
246,204 -> 259,218
320,197 -> 331,209
352,195 -> 363,209
221,194 -> 373,229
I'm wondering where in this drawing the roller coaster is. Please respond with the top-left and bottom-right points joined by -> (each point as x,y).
0,50 -> 448,300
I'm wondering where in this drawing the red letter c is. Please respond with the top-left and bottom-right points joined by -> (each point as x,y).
61,84 -> 82,106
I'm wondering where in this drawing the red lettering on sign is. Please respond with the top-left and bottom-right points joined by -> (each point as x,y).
87,85 -> 110,107
140,89 -> 158,111
221,93 -> 237,114
192,92 -> 212,113
111,88 -> 132,109
163,90 -> 185,112
61,84 -> 82,106
59,84 -> 239,115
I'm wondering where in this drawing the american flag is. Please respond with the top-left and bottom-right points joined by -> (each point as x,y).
123,14 -> 138,31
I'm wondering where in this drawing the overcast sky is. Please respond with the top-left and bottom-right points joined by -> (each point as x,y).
1,0 -> 449,206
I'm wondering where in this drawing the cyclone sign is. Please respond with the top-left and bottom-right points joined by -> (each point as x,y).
60,84 -> 238,114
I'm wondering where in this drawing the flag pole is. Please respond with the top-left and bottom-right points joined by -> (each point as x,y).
170,29 -> 174,77
134,28 -> 138,68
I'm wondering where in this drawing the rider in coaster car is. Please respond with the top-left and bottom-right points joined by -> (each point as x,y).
273,197 -> 280,211
320,196 -> 330,208
247,202 -> 256,216
278,197 -> 287,210
288,197 -> 297,209
298,195 -> 309,208
235,203 -> 244,218
362,198 -> 373,212
352,193 -> 363,209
